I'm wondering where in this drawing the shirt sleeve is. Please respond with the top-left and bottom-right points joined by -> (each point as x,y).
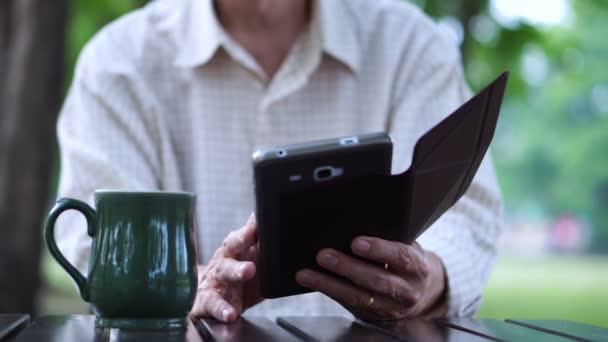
387,36 -> 504,317
55,36 -> 163,275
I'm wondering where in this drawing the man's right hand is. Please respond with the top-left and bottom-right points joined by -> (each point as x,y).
190,213 -> 262,322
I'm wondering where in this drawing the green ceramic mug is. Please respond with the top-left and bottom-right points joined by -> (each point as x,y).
44,190 -> 198,330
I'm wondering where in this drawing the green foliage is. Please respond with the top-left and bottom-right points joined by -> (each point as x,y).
64,0 -> 145,89
415,0 -> 608,251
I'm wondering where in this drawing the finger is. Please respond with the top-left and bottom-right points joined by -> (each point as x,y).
295,269 -> 400,315
216,258 -> 256,283
197,264 -> 206,284
351,237 -> 429,277
222,219 -> 257,258
296,269 -> 370,309
247,212 -> 256,226
242,243 -> 259,264
316,249 -> 418,306
190,291 -> 237,322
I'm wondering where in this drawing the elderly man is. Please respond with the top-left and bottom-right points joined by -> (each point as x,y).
56,0 -> 503,322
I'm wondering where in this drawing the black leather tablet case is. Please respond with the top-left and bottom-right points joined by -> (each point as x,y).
258,72 -> 509,298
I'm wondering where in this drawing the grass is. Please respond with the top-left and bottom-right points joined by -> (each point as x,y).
478,255 -> 608,327
39,253 -> 608,327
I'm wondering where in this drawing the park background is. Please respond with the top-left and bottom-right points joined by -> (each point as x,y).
1,0 -> 606,326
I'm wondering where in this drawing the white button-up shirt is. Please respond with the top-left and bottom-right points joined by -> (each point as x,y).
56,0 -> 504,318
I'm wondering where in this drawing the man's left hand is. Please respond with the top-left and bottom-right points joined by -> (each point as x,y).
295,237 -> 446,321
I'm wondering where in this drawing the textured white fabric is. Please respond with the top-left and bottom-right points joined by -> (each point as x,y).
56,0 -> 504,318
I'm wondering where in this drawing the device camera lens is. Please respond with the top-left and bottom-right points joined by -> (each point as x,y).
316,168 -> 331,179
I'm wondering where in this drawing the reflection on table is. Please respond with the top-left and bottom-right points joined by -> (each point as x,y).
3,314 -> 607,342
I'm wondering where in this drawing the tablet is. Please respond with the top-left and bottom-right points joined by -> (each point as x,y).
251,72 -> 509,301
253,132 -> 393,298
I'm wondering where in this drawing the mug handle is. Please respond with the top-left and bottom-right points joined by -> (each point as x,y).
44,198 -> 96,301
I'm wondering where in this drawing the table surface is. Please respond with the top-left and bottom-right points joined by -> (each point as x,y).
0,314 -> 30,340
2,314 -> 607,342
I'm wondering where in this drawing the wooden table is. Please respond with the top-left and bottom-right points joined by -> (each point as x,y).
0,314 -> 29,340
1,314 -> 606,341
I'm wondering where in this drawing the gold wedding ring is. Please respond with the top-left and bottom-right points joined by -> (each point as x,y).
362,294 -> 375,311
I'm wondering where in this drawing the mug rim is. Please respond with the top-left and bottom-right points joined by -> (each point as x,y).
94,189 -> 196,197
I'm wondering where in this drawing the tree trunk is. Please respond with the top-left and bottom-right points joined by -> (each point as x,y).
0,0 -> 67,314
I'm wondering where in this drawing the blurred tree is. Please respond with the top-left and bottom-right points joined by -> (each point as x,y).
63,0 -> 148,89
420,0 -> 487,62
0,0 -> 67,314
414,0 -> 608,251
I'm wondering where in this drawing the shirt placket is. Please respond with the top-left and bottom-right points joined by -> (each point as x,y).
259,29 -> 322,146
218,20 -> 322,148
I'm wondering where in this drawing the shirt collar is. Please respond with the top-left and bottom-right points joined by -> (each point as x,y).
174,0 -> 223,68
174,0 -> 360,73
315,0 -> 360,73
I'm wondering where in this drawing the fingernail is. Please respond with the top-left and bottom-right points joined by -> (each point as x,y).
238,263 -> 248,277
296,270 -> 315,287
221,308 -> 232,321
353,238 -> 371,253
318,250 -> 338,268
247,213 -> 256,225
